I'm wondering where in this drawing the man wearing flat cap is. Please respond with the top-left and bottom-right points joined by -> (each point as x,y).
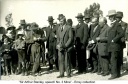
56,15 -> 73,78
107,10 -> 124,80
75,13 -> 88,74
45,16 -> 58,71
116,11 -> 128,72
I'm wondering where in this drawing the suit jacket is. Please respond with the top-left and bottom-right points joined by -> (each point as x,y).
75,22 -> 88,47
0,43 -> 12,59
89,25 -> 101,42
97,24 -> 109,56
24,29 -> 34,44
126,24 -> 128,40
107,21 -> 124,52
57,24 -> 73,52
45,25 -> 58,48
120,21 -> 127,48
31,28 -> 45,52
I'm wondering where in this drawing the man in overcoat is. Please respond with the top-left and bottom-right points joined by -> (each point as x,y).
45,16 -> 58,70
75,13 -> 88,74
107,10 -> 124,80
88,17 -> 101,73
116,11 -> 127,71
96,17 -> 109,76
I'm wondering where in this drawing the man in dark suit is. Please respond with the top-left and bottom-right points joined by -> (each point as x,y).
45,16 -> 58,70
67,19 -> 76,69
75,13 -> 88,74
96,17 -> 109,76
116,11 -> 127,71
56,15 -> 73,78
88,17 -> 101,73
107,10 -> 124,80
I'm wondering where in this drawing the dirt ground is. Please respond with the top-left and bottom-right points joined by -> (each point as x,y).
1,66 -> 128,80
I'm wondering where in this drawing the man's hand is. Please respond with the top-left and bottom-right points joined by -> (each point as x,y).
55,35 -> 57,38
111,40 -> 114,43
89,40 -> 95,44
89,41 -> 92,44
96,37 -> 100,41
33,37 -> 37,41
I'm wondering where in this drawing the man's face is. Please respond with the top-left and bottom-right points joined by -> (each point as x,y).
21,24 -> 26,29
99,19 -> 104,28
91,18 -> 98,26
4,38 -> 8,43
48,21 -> 53,25
85,18 -> 90,23
77,17 -> 83,23
19,35 -> 22,39
60,19 -> 66,26
109,15 -> 115,22
116,17 -> 122,22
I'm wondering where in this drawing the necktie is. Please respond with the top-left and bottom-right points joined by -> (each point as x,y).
61,26 -> 63,32
50,25 -> 52,29
93,25 -> 98,33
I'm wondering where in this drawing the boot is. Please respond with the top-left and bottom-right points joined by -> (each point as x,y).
21,67 -> 25,76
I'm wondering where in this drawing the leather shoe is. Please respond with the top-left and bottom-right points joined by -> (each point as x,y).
57,75 -> 64,78
108,76 -> 117,80
91,69 -> 97,73
102,72 -> 109,76
67,75 -> 71,78
31,72 -> 36,77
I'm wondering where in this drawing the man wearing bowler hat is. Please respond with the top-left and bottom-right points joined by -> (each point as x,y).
116,11 -> 127,72
45,16 -> 58,71
107,10 -> 124,80
75,13 -> 88,74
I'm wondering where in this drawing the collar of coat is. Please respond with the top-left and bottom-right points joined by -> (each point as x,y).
100,24 -> 109,33
76,22 -> 85,29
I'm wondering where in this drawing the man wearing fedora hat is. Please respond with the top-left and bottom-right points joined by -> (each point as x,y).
75,13 -> 88,74
107,10 -> 124,80
116,11 -> 128,72
45,16 -> 59,71
56,15 -> 73,78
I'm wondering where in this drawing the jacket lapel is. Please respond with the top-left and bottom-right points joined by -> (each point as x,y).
100,25 -> 106,34
61,25 -> 68,38
92,25 -> 99,37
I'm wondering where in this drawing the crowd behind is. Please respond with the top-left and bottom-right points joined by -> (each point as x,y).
0,9 -> 128,80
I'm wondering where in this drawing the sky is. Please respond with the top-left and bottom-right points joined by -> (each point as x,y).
0,0 -> 128,28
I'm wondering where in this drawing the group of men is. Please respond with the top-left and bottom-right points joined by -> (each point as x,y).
0,9 -> 128,80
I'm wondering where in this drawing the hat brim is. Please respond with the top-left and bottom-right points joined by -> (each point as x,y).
19,23 -> 26,24
47,19 -> 54,21
106,14 -> 116,17
7,27 -> 15,30
75,16 -> 84,18
116,15 -> 122,18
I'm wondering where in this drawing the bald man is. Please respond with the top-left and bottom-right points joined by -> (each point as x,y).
88,17 -> 101,73
96,17 -> 110,76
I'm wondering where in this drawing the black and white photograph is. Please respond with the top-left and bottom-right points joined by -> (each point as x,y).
0,0 -> 128,82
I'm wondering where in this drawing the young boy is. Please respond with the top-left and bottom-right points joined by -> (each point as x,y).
0,35 -> 13,75
14,32 -> 26,76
